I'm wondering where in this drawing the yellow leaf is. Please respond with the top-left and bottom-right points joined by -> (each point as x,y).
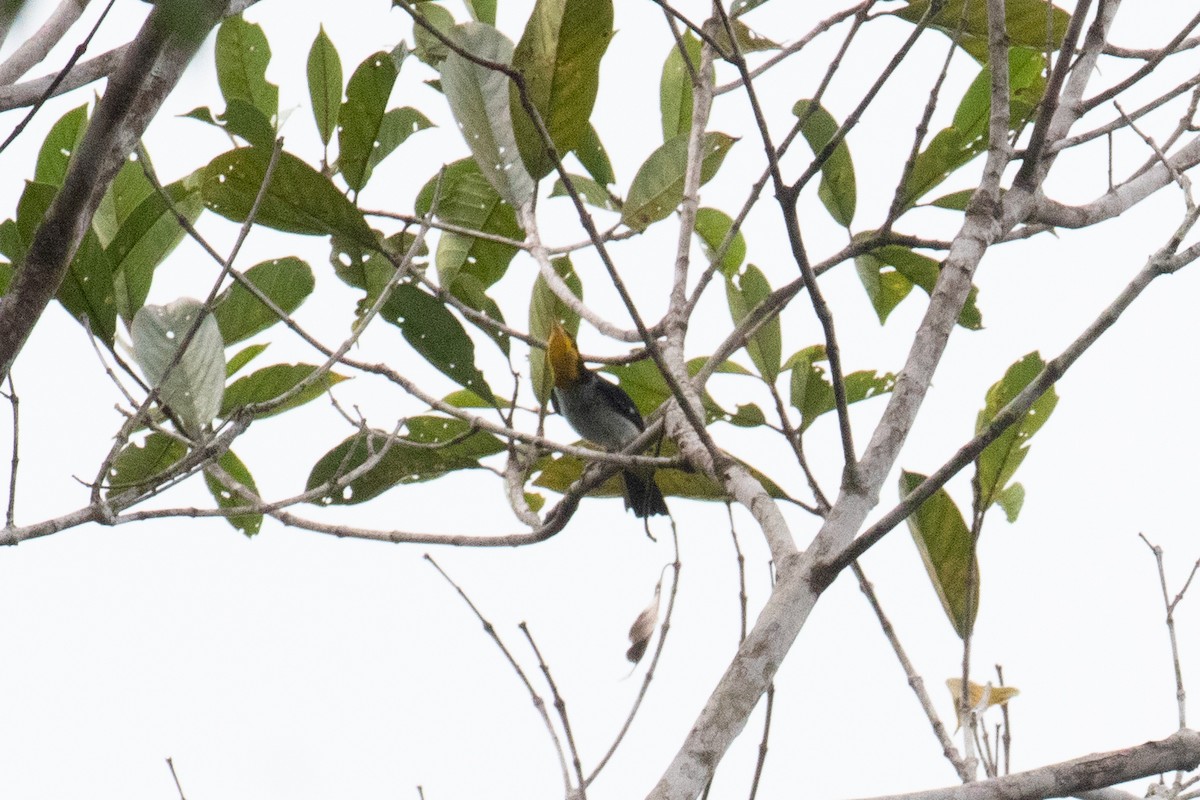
946,678 -> 1020,713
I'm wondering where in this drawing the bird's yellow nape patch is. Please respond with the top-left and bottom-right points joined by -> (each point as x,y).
547,322 -> 582,388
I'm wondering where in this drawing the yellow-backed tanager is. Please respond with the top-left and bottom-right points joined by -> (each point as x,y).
546,323 -> 668,518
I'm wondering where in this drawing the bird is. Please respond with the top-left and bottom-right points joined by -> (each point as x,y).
545,322 -> 668,518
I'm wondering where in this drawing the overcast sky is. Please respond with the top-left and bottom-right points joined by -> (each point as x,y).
0,1 -> 1198,799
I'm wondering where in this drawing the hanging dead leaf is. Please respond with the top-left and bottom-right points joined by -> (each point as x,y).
626,579 -> 662,664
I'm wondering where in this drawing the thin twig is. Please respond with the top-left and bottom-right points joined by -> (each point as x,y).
2,374 -> 16,526
584,523 -> 681,787
519,622 -> 587,798
165,757 -> 187,800
425,555 -> 573,793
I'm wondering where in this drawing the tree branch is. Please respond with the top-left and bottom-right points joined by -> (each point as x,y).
851,729 -> 1200,800
0,0 -> 227,383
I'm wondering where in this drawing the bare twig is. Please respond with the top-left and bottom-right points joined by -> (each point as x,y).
852,561 -> 970,781
519,622 -> 587,798
2,374 -> 16,526
165,757 -> 187,800
425,555 -> 573,793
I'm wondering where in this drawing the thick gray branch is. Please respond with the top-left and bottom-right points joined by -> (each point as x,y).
854,729 -> 1200,800
0,0 -> 88,86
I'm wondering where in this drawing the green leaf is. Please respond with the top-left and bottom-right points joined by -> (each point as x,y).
973,352 -> 1057,513
212,257 -> 314,345
622,132 -> 736,231
854,247 -> 913,324
93,152 -> 159,249
510,0 -> 613,179
529,255 -> 582,403
415,159 -> 522,289
603,358 -> 731,426
855,244 -> 982,329
928,189 -> 976,210
724,263 -> 780,382
894,0 -> 1069,63
131,299 -> 226,434
201,147 -> 378,249
694,207 -> 746,276
329,231 -> 427,312
220,97 -> 275,150
226,342 -> 268,377
574,123 -> 615,186
35,104 -> 88,188
307,26 -> 342,146
412,3 -> 456,66
792,100 -> 856,227
381,283 -> 496,405
533,438 -> 791,503
106,432 -> 188,499
442,388 -> 511,409
205,449 -> 262,536
367,107 -> 433,173
901,470 -> 979,640
221,363 -> 348,418
440,22 -> 535,207
108,180 -> 203,323
900,49 -> 1046,209
464,0 -> 496,24
550,174 -> 619,211
58,229 -> 117,346
338,51 -> 398,192
995,482 -> 1025,523
786,346 -> 895,432
731,0 -> 772,17
449,273 -> 511,356
660,31 -> 705,142
215,14 -> 278,124
306,418 -> 505,504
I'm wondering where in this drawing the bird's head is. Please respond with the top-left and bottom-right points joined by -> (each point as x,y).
547,322 -> 584,388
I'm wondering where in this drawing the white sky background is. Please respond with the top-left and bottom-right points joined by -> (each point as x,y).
1,1 -> 1199,798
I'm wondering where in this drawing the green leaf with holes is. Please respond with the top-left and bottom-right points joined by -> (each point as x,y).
441,22 -> 535,207
211,257 -> 314,345
201,148 -> 377,249
215,14 -> 278,123
306,417 -> 505,504
106,432 -> 188,500
205,449 -> 262,536
381,283 -> 496,405
415,158 -> 522,290
221,363 -> 348,418
35,104 -> 88,188
131,299 -> 226,434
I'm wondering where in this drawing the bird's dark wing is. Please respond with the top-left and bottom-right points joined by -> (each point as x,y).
592,374 -> 646,432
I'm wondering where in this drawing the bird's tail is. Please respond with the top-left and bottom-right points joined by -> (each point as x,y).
622,470 -> 668,518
